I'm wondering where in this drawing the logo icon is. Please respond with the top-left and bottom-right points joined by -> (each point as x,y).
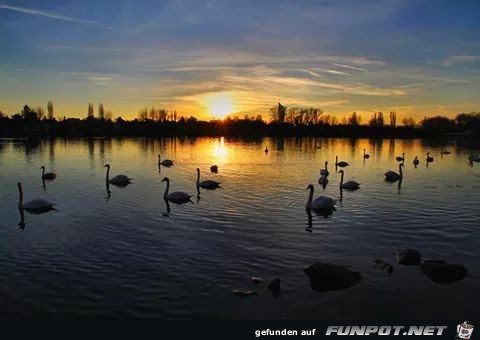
457,321 -> 474,339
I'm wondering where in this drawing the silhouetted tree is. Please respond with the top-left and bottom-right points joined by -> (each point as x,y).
21,105 -> 37,122
87,103 -> 94,119
402,116 -> 416,127
138,107 -> 148,121
98,103 -> 105,120
389,111 -> 397,127
348,112 -> 361,126
36,107 -> 45,120
47,100 -> 54,120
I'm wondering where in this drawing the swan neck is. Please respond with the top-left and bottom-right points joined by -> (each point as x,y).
164,180 -> 170,198
196,170 -> 200,186
105,166 -> 110,182
340,171 -> 344,187
399,164 -> 403,178
306,187 -> 314,209
18,184 -> 23,207
41,167 -> 45,177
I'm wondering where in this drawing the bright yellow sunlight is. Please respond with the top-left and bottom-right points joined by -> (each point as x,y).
204,92 -> 235,119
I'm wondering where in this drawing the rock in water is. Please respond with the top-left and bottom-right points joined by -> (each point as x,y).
232,289 -> 259,297
250,277 -> 263,284
396,249 -> 421,265
373,259 -> 394,275
268,277 -> 281,297
304,262 -> 362,292
420,262 -> 467,284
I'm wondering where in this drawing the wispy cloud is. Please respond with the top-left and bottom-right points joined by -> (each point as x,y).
311,68 -> 350,76
0,4 -> 114,29
333,63 -> 369,72
443,55 -> 480,66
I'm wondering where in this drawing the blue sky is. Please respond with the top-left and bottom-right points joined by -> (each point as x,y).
1,0 -> 479,120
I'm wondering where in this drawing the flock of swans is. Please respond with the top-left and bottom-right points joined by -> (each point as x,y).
306,149 -> 480,214
15,146 -> 480,223
16,153 -> 223,219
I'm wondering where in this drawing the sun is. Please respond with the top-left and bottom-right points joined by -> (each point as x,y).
205,92 -> 235,119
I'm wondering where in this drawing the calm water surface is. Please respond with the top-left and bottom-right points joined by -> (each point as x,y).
0,137 -> 479,319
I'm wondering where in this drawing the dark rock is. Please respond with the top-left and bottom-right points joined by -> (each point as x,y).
396,249 -> 421,265
304,262 -> 362,292
420,262 -> 467,284
268,277 -> 281,297
374,258 -> 394,275
250,277 -> 263,284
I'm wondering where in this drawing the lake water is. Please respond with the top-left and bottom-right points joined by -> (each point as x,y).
0,137 -> 479,319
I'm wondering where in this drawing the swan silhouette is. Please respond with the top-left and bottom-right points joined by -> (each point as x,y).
413,156 -> 420,167
265,146 -> 269,154
104,164 -> 132,186
210,165 -> 218,173
385,163 -> 403,182
440,149 -> 451,155
320,161 -> 329,176
338,170 -> 360,190
363,149 -> 370,159
162,177 -> 193,204
426,152 -> 434,162
41,166 -> 56,180
158,154 -> 174,167
335,156 -> 349,168
196,168 -> 221,190
306,184 -> 337,210
318,175 -> 328,186
469,154 -> 480,163
17,182 -> 55,213
396,152 -> 405,162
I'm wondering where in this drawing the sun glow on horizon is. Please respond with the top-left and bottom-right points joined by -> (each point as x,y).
204,92 -> 235,119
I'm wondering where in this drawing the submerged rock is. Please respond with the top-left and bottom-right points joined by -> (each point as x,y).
420,262 -> 468,284
232,289 -> 259,297
268,277 -> 281,297
304,262 -> 362,292
373,258 -> 394,275
396,249 -> 421,265
250,277 -> 263,284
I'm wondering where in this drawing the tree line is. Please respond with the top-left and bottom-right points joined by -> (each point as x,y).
1,101 -> 479,138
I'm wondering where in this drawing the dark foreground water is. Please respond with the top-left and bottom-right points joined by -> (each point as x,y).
0,137 -> 479,319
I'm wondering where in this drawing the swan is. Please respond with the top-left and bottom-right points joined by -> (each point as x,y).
338,170 -> 360,190
104,164 -> 132,186
196,168 -> 221,190
265,146 -> 269,154
17,182 -> 55,213
396,152 -> 405,162
40,166 -> 56,180
335,156 -> 349,167
385,163 -> 403,182
306,184 -> 337,210
363,149 -> 370,159
413,156 -> 419,166
440,149 -> 451,155
469,154 -> 480,162
210,165 -> 218,173
158,154 -> 174,167
320,161 -> 329,176
426,152 -> 434,162
162,177 -> 193,204
318,175 -> 328,185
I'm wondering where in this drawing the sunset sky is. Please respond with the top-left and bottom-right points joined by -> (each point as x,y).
1,0 -> 479,121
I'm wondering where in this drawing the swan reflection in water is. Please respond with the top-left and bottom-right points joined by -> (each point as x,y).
18,206 -> 25,229
305,206 -> 335,232
105,182 -> 111,201
163,198 -> 171,216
